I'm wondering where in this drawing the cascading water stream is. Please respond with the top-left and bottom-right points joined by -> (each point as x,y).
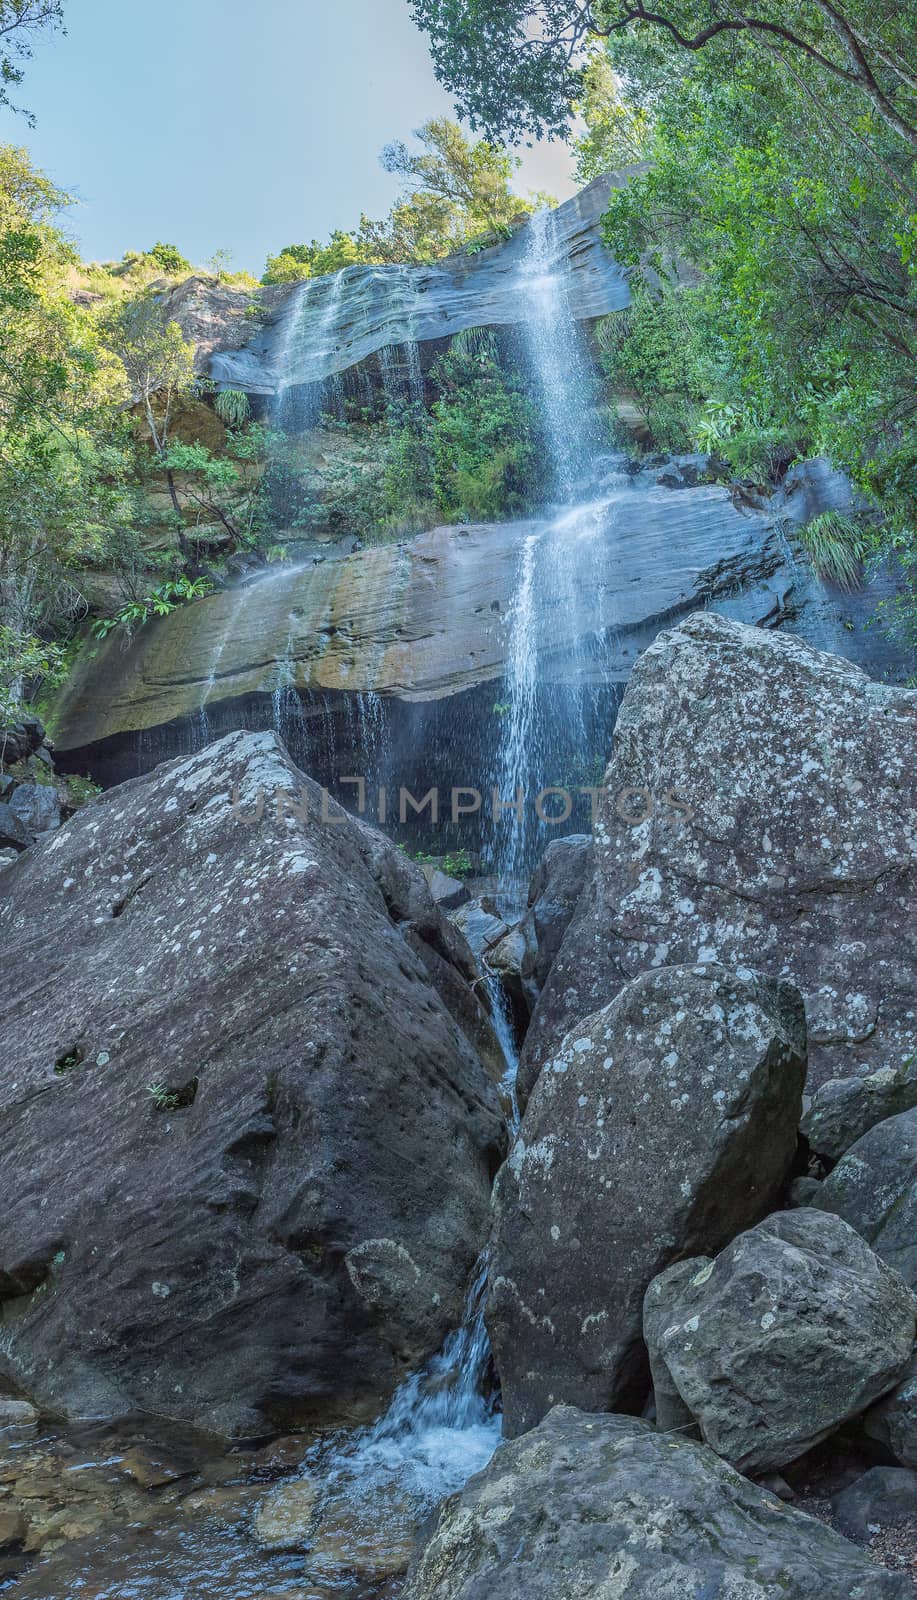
491,207 -> 616,884
275,269 -> 349,429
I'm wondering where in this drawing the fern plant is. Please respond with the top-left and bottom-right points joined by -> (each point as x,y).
798,512 -> 870,591
215,388 -> 252,428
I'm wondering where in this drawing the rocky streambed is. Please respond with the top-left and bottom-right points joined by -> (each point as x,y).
1,613 -> 916,1596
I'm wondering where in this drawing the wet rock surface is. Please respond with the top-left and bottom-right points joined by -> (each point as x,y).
644,1209 -> 915,1472
522,612 -> 917,1101
50,458 -> 909,789
486,964 -> 806,1434
403,1405 -> 911,1599
0,730 -> 504,1436
203,175 -> 631,396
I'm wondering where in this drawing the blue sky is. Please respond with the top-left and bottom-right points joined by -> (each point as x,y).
1,0 -> 574,274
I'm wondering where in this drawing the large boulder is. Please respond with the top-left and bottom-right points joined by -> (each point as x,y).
520,614 -> 917,1106
486,964 -> 806,1435
814,1107 -> 917,1289
0,731 -> 504,1436
6,781 -> 61,839
644,1209 -> 915,1473
403,1405 -> 910,1600
802,1063 -> 917,1161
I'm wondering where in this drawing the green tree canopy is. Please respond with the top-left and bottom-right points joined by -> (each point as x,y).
409,2 -> 917,152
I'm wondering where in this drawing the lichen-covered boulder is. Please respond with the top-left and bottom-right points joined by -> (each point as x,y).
0,731 -> 504,1436
802,1063 -> 917,1161
521,614 -> 917,1105
403,1405 -> 911,1599
486,964 -> 806,1435
814,1107 -> 917,1289
644,1209 -> 915,1472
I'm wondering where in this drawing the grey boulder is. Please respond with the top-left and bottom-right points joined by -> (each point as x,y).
0,730 -> 504,1436
521,613 -> 917,1104
832,1466 -> 917,1544
644,1209 -> 915,1472
487,835 -> 590,1028
814,1106 -> 917,1289
404,1405 -> 910,1600
7,781 -> 61,839
0,802 -> 29,852
802,1063 -> 917,1161
486,963 -> 806,1435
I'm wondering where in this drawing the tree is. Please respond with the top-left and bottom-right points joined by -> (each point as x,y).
261,120 -> 547,278
0,0 -> 64,121
572,46 -> 652,182
146,241 -> 191,275
382,116 -> 533,233
595,18 -> 917,637
409,2 -> 917,152
101,289 -> 196,535
262,230 -> 367,285
0,145 -> 131,717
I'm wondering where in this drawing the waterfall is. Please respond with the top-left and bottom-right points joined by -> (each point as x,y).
290,907 -> 521,1572
195,585 -> 253,746
519,206 -> 600,499
491,208 -> 615,883
298,1256 -> 499,1573
275,269 -> 349,429
495,529 -> 540,886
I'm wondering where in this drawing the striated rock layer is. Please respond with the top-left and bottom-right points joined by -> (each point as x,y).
201,174 -> 632,396
0,731 -> 504,1436
50,469 -> 902,789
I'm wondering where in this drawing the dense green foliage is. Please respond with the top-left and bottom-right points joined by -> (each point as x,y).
427,330 -> 544,520
259,331 -> 543,538
413,0 -> 917,641
0,145 -> 133,718
383,331 -> 544,524
410,3 -> 917,151
597,20 -> 916,637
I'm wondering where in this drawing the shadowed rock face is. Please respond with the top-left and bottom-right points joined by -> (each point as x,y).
521,613 -> 917,1101
202,174 -> 633,396
0,731 -> 504,1437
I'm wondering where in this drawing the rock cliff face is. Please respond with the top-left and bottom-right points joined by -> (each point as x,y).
0,731 -> 504,1437
521,613 -> 917,1100
50,466 -> 902,789
191,174 -> 632,397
